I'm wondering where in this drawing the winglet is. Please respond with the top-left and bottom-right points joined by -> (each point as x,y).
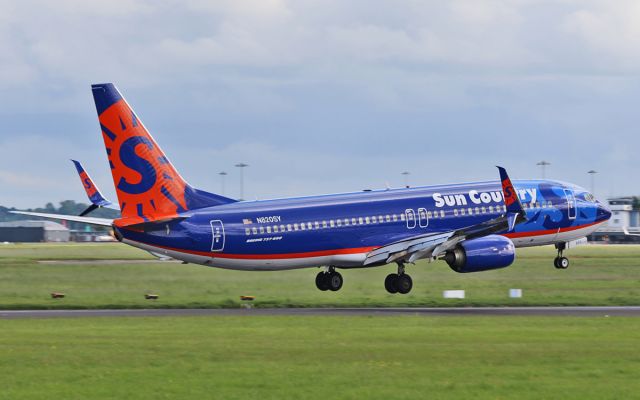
71,160 -> 112,216
497,166 -> 526,231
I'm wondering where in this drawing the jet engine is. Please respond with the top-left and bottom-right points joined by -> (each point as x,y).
444,235 -> 515,273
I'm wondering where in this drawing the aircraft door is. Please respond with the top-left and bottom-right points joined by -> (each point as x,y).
418,208 -> 429,228
564,189 -> 577,220
210,220 -> 225,252
405,209 -> 416,229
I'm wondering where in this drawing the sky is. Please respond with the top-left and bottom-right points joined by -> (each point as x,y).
1,0 -> 639,208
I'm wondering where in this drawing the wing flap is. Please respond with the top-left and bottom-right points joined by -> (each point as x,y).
364,232 -> 453,265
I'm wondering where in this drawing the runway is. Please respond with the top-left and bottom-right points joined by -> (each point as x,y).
2,306 -> 640,319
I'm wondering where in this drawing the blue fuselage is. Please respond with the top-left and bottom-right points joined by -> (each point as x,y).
118,179 -> 611,271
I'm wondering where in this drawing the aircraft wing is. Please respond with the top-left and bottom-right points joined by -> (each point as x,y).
10,211 -> 113,227
364,166 -> 527,266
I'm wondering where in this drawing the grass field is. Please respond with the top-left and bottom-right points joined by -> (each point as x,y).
0,242 -> 639,309
1,315 -> 639,399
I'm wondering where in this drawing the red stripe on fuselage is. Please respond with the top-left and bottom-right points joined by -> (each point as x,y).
503,220 -> 601,239
130,221 -> 602,261
132,241 -> 377,260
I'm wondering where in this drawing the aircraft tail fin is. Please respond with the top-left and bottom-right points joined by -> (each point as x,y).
91,83 -> 236,223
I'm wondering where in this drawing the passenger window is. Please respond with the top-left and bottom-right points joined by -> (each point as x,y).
461,208 -> 466,216
293,224 -> 299,231
259,227 -> 265,234
400,214 -> 405,221
266,226 -> 272,233
489,206 -> 493,213
352,218 -> 357,225
365,217 -> 370,224
300,223 -> 305,231
245,228 -> 251,235
322,221 -> 327,228
337,219 -> 342,227
315,221 -> 320,229
371,216 -> 377,223
392,214 -> 398,221
330,220 -> 335,227
440,210 -> 445,218
344,219 -> 349,226
454,209 -> 459,216
273,226 -> 279,233
287,224 -> 292,232
359,217 -> 364,225
252,227 -> 258,234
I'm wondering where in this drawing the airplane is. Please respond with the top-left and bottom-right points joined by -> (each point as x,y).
13,83 -> 612,294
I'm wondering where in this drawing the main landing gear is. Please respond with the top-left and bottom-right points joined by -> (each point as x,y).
315,267 -> 343,291
384,263 -> 413,294
554,243 -> 569,269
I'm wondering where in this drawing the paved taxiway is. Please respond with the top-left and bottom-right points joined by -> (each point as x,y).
2,306 -> 640,319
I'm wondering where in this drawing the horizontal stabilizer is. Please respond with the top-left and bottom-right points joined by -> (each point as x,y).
115,215 -> 188,230
10,211 -> 113,227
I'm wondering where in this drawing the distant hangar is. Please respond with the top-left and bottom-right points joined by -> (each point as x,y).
0,220 -> 70,242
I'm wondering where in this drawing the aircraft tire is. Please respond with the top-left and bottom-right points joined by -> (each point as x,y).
558,257 -> 569,269
384,274 -> 398,294
315,272 -> 330,291
327,271 -> 343,291
396,274 -> 413,294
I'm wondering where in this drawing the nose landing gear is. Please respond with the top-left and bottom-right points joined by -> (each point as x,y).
554,243 -> 569,269
384,263 -> 413,294
315,267 -> 343,291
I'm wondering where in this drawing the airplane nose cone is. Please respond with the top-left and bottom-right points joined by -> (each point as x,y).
596,202 -> 611,223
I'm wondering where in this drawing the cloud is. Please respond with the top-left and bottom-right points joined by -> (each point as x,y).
562,1 -> 640,71
0,0 -> 639,207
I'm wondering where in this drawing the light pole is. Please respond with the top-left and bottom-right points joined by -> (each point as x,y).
218,171 -> 227,195
536,161 -> 551,179
235,163 -> 248,200
401,171 -> 410,188
587,170 -> 597,194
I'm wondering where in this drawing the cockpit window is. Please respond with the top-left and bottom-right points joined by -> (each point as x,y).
583,193 -> 596,202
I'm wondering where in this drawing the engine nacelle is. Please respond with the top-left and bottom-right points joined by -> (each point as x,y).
444,235 -> 515,273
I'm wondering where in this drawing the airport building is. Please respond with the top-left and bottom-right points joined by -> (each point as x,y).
606,197 -> 640,228
0,220 -> 70,243
590,197 -> 640,243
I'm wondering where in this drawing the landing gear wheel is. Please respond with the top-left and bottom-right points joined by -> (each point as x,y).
558,257 -> 569,269
396,274 -> 413,294
554,243 -> 569,270
384,274 -> 398,294
327,271 -> 343,291
315,272 -> 329,291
